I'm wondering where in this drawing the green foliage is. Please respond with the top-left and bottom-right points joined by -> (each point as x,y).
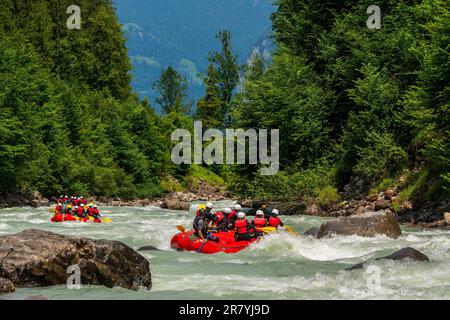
230,164 -> 337,203
196,65 -> 224,129
154,66 -> 190,115
0,1 -> 170,199
369,178 -> 396,194
232,0 -> 450,203
1,0 -> 449,206
316,186 -> 340,207
185,165 -> 226,190
197,30 -> 240,128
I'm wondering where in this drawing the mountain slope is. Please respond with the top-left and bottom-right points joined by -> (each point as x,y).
113,0 -> 275,106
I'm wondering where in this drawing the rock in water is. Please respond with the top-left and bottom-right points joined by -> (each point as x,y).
317,210 -> 402,239
137,245 -> 160,252
346,247 -> 429,270
304,227 -> 320,238
0,229 -> 151,291
381,247 -> 429,262
0,278 -> 15,294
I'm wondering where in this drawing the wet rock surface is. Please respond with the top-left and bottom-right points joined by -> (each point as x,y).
0,229 -> 152,291
316,210 -> 402,239
0,278 -> 15,295
346,247 -> 430,270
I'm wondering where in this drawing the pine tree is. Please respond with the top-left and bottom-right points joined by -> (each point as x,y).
153,66 -> 190,115
206,30 -> 240,127
196,65 -> 224,129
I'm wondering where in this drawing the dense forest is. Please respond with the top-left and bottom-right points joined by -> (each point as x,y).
230,0 -> 450,209
0,0 -> 449,211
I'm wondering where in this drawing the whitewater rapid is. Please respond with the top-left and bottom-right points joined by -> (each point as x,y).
1,203 -> 449,300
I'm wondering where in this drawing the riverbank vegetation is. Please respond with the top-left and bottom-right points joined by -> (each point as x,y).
0,0 -> 448,211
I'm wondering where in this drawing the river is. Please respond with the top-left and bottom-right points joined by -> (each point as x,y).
1,202 -> 450,300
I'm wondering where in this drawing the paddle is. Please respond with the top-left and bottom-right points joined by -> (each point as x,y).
260,227 -> 277,234
87,216 -> 112,223
197,231 -> 212,253
284,225 -> 300,236
177,225 -> 186,233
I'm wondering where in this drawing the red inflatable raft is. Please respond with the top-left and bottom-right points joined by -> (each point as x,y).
170,230 -> 258,254
51,213 -> 102,223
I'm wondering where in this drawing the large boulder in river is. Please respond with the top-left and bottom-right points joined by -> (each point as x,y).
317,210 -> 402,239
346,247 -> 429,271
0,229 -> 151,291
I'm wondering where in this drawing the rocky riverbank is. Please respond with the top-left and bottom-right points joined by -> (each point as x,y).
1,187 -> 448,230
246,188 -> 450,230
0,178 -> 230,210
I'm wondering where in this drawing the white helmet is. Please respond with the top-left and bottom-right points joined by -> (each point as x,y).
206,202 -> 213,209
256,210 -> 264,216
224,207 -> 231,214
237,212 -> 246,219
234,204 -> 242,211
272,209 -> 279,215
80,196 -> 83,199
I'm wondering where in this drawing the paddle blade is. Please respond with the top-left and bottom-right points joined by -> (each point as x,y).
260,227 -> 277,234
285,225 -> 299,236
49,208 -> 56,213
102,218 -> 112,223
177,225 -> 186,233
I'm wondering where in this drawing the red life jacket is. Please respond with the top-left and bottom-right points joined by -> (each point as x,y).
228,210 -> 237,221
77,206 -> 83,215
213,212 -> 224,225
268,216 -> 281,227
57,198 -> 63,203
81,199 -> 87,205
93,208 -> 99,215
55,205 -> 61,213
234,219 -> 249,234
253,217 -> 267,228
88,208 -> 94,216
73,199 -> 79,206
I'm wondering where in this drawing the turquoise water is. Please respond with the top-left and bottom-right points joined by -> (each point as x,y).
1,202 -> 450,300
